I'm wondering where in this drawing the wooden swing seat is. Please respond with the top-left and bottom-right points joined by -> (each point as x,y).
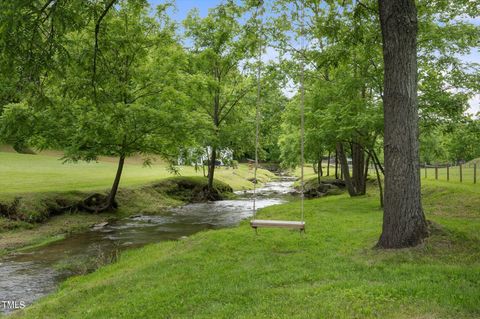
250,219 -> 305,231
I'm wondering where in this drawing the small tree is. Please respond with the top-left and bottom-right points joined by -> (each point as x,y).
183,2 -> 259,195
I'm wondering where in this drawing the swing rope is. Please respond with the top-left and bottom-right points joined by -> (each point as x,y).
252,1 -> 263,222
300,0 -> 306,223
250,0 -> 306,232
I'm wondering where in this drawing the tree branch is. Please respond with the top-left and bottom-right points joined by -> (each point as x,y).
92,0 -> 117,97
218,85 -> 254,125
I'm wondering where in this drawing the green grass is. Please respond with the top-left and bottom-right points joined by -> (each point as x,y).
11,182 -> 480,319
0,151 -> 274,200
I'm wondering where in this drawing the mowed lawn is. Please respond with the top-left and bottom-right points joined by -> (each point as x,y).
0,151 -> 272,199
12,181 -> 480,319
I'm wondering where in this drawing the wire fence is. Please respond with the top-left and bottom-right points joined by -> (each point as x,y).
309,162 -> 478,185
420,163 -> 477,184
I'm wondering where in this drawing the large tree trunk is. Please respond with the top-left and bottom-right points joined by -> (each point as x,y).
377,0 -> 428,248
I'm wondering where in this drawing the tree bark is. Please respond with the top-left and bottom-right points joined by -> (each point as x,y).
73,155 -> 125,213
372,149 -> 384,175
202,159 -> 206,177
207,76 -> 221,194
373,158 -> 384,208
377,0 -> 428,248
326,151 -> 331,176
207,146 -> 217,192
107,155 -> 125,208
363,153 -> 371,195
351,142 -> 366,195
335,149 -> 339,179
337,143 -> 356,196
317,155 -> 322,184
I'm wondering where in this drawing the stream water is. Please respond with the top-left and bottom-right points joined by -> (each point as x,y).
0,177 -> 295,313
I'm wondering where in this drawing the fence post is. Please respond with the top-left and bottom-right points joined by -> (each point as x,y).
460,164 -> 463,183
447,164 -> 450,181
435,164 -> 438,180
475,164 -> 477,184
424,163 -> 427,179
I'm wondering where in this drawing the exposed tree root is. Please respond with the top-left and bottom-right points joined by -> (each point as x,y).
77,193 -> 117,213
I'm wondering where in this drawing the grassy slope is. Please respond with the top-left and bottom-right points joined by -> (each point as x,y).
12,182 -> 480,318
0,151 -> 273,199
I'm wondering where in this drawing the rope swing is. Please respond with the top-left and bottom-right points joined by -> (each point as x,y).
251,0 -> 263,223
250,0 -> 306,233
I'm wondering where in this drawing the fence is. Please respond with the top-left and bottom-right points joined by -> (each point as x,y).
420,163 -> 477,184
316,162 -> 477,185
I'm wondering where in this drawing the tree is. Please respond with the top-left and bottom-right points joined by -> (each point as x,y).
255,73 -> 288,163
275,0 -> 477,203
419,128 -> 449,164
377,0 -> 428,248
1,1 -> 191,211
445,117 -> 480,163
274,0 -> 385,197
0,0 -> 87,151
183,2 -> 258,195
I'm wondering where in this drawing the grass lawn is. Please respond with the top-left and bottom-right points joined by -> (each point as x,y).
11,181 -> 480,318
0,151 -> 274,199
